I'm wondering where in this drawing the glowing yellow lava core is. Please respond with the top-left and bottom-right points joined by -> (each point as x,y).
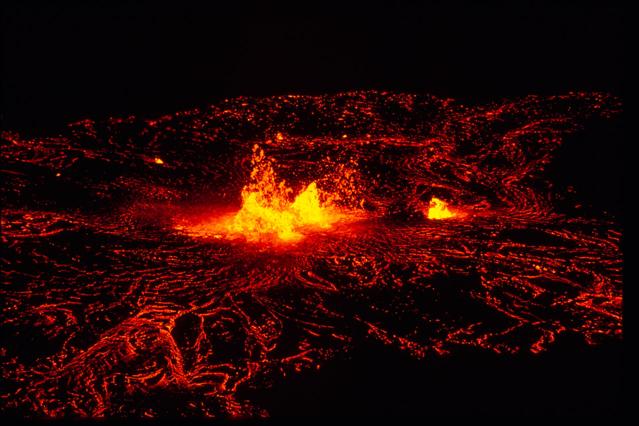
225,145 -> 339,241
427,197 -> 455,219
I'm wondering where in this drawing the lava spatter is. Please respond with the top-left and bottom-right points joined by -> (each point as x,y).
426,197 -> 458,219
176,145 -> 354,243
0,91 -> 623,418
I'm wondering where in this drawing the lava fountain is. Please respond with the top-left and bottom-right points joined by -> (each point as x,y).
176,145 -> 355,242
426,197 -> 457,220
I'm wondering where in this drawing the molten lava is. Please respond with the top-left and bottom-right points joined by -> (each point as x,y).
427,197 -> 455,219
226,145 -> 340,241
0,91 -> 623,419
177,145 -> 346,242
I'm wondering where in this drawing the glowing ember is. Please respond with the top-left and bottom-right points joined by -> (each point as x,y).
427,197 -> 455,219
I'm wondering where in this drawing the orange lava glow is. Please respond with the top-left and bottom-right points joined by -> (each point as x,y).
0,91 -> 623,419
178,145 -> 346,242
227,145 -> 341,241
427,197 -> 456,219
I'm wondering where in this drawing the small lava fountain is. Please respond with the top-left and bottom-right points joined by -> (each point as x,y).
176,145 -> 356,242
426,197 -> 456,220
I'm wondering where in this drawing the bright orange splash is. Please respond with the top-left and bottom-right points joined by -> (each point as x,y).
225,145 -> 340,241
427,197 -> 455,219
179,145 -> 343,242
